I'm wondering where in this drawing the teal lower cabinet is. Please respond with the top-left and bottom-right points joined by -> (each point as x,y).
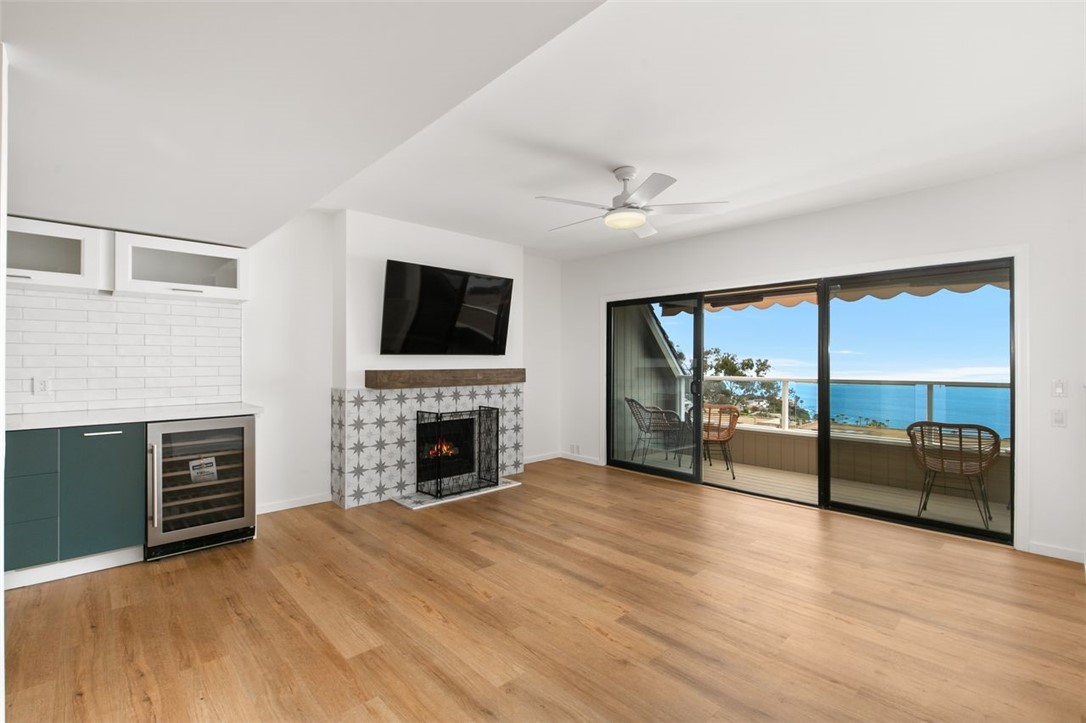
59,424 -> 146,560
4,423 -> 147,571
4,430 -> 60,571
5,518 -> 59,570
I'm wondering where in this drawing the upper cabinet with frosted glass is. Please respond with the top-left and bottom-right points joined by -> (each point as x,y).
114,232 -> 249,301
6,217 -> 106,290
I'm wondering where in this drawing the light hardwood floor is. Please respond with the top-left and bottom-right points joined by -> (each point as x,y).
6,458 -> 1085,721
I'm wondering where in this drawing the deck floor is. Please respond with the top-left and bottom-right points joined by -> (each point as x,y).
641,451 -> 1012,534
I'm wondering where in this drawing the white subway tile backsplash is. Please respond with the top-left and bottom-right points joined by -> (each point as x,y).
59,321 -> 115,334
88,378 -> 145,390
117,345 -> 171,356
171,325 -> 218,337
56,344 -> 115,356
88,356 -> 146,367
8,289 -> 242,413
117,367 -> 170,378
54,389 -> 117,402
9,343 -> 55,356
147,376 -> 195,388
23,356 -> 88,368
23,331 -> 87,344
116,324 -> 171,336
51,379 -> 89,391
88,311 -> 143,324
9,319 -> 56,332
56,367 -> 115,379
56,298 -> 116,312
25,308 -> 88,322
88,333 -> 142,345
9,295 -> 56,309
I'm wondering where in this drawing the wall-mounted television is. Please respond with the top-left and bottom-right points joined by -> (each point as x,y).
380,259 -> 514,355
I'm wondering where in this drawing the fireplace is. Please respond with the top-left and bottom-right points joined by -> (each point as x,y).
416,406 -> 500,498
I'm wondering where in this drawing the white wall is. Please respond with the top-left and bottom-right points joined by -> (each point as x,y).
341,210 -> 524,381
560,153 -> 1086,562
523,253 -> 562,462
243,210 -> 335,513
6,289 -> 242,414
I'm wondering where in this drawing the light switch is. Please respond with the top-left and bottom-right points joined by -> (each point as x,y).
1051,379 -> 1067,397
1051,409 -> 1067,427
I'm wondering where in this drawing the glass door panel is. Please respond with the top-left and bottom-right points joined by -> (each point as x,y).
700,284 -> 820,504
609,297 -> 700,480
827,261 -> 1013,539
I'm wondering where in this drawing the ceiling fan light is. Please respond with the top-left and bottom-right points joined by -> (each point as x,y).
604,208 -> 647,230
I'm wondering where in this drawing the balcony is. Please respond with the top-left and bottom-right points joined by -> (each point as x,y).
652,375 -> 1012,533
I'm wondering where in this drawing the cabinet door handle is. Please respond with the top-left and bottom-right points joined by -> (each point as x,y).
6,274 -> 32,280
171,288 -> 204,293
150,443 -> 161,529
83,430 -> 124,437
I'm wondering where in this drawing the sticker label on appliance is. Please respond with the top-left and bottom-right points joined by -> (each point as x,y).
189,457 -> 218,482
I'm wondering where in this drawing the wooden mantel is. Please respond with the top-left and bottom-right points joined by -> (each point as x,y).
364,368 -> 526,389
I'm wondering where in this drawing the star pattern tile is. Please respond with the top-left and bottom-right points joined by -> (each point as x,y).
331,382 -> 524,509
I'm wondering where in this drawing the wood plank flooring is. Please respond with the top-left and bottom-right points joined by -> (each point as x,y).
6,458 -> 1085,721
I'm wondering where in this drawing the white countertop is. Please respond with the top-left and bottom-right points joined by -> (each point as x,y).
6,402 -> 263,431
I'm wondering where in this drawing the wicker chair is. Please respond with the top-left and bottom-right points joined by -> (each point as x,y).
906,421 -> 1001,530
703,404 -> 741,479
624,398 -> 683,465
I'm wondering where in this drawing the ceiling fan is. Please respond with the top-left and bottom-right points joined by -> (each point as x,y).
536,166 -> 728,238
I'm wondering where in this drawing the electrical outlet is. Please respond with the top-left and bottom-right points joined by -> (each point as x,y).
1051,409 -> 1067,428
31,377 -> 50,395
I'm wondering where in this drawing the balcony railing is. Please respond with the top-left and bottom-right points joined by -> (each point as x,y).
695,375 -> 1011,437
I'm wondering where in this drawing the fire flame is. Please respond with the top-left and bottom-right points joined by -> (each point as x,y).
427,437 -> 459,458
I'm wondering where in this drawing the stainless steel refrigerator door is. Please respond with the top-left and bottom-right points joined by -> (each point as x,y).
146,415 -> 255,549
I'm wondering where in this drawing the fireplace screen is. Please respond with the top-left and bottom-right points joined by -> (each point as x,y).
416,406 -> 500,498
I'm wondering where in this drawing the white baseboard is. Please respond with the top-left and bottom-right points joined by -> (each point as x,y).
560,452 -> 604,465
524,451 -> 562,464
1028,542 -> 1084,563
257,491 -> 332,516
5,546 -> 144,590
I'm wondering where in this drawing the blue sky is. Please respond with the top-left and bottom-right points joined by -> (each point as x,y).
657,285 -> 1011,382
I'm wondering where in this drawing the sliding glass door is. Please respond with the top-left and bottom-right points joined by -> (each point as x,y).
608,296 -> 701,481
700,283 -> 820,504
604,258 -> 1014,543
825,260 -> 1013,539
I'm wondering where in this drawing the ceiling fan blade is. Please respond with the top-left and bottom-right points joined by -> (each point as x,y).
645,201 -> 729,215
536,195 -> 611,211
549,214 -> 605,232
633,222 -> 658,239
625,173 -> 677,206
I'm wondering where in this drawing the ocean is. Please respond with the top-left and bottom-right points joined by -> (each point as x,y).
790,382 -> 1011,438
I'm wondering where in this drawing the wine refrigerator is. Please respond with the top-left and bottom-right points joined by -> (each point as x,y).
145,415 -> 256,560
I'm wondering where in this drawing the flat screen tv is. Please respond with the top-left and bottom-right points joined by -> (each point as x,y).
380,259 -> 513,355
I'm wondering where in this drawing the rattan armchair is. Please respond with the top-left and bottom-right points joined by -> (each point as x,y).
906,421 -> 1001,530
625,397 -> 683,465
703,404 -> 741,479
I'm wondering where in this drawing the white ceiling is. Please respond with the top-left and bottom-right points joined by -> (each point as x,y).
3,3 -> 1084,257
1,2 -> 599,246
318,1 -> 1086,260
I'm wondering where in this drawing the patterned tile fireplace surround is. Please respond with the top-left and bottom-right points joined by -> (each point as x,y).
330,369 -> 525,508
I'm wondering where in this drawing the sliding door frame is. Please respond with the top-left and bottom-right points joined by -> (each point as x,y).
822,257 -> 1015,544
603,257 -> 1014,545
606,293 -> 704,484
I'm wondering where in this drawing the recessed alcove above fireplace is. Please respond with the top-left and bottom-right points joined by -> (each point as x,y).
330,369 -> 525,509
